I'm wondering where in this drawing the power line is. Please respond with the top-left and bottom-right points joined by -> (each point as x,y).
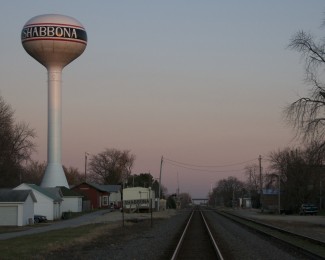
165,160 -> 246,174
164,157 -> 257,168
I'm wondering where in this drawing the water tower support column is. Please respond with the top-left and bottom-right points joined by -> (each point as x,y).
41,67 -> 68,187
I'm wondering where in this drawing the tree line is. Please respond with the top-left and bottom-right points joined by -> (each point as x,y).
209,142 -> 324,212
209,14 -> 325,212
0,95 -> 163,194
0,104 -> 170,198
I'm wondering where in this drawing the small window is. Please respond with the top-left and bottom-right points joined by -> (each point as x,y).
102,196 -> 108,206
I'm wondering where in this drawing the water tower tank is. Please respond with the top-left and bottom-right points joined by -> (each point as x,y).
21,14 -> 87,188
21,14 -> 87,68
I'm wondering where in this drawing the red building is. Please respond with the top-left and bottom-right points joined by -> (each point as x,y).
72,182 -> 120,210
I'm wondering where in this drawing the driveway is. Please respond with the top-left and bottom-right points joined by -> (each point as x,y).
0,209 -> 116,240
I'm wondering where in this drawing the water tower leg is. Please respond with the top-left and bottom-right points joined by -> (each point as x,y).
41,67 -> 68,188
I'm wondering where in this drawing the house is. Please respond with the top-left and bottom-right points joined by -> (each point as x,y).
101,184 -> 121,207
14,183 -> 62,220
71,182 -> 121,210
0,189 -> 36,226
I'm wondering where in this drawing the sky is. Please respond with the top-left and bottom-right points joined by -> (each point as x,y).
1,0 -> 324,198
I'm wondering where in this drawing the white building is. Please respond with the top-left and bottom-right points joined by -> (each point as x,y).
59,186 -> 83,212
0,189 -> 36,226
123,187 -> 155,212
14,183 -> 62,220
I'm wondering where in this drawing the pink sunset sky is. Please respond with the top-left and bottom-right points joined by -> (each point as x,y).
1,1 -> 324,198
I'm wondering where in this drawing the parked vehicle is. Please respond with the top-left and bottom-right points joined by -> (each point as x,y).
299,204 -> 318,215
110,203 -> 120,210
34,215 -> 47,223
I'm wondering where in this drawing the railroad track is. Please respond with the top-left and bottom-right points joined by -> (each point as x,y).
171,207 -> 223,260
169,207 -> 325,259
216,209 -> 325,259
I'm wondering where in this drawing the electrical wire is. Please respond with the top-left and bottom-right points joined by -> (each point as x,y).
164,157 -> 257,168
165,160 -> 248,174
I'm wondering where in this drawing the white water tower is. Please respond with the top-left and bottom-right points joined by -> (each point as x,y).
21,14 -> 87,188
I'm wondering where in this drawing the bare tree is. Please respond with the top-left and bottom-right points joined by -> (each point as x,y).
0,95 -> 36,187
244,163 -> 260,191
22,160 -> 46,185
286,22 -> 325,143
211,176 -> 245,207
127,173 -> 153,188
244,163 -> 262,208
88,148 -> 135,184
0,95 -> 14,164
269,145 -> 320,211
63,166 -> 83,185
10,122 -> 36,164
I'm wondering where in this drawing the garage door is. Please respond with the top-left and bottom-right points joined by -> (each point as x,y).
0,206 -> 17,225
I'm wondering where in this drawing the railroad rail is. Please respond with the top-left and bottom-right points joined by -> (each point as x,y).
216,209 -> 325,259
171,207 -> 223,260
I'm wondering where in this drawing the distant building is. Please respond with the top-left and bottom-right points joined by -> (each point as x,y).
71,182 -> 121,210
261,188 -> 279,212
123,187 -> 155,212
239,197 -> 252,208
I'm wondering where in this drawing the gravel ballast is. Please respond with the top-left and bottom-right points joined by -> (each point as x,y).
43,209 -> 191,260
12,207 -> 323,259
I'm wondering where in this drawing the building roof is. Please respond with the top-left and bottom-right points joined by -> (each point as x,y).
73,182 -> 121,193
58,186 -> 83,197
262,188 -> 279,195
46,187 -> 63,199
0,189 -> 37,203
19,184 -> 63,202
91,183 -> 121,193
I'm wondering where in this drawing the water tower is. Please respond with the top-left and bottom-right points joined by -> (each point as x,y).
21,14 -> 87,188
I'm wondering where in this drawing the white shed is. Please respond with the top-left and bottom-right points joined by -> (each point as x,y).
0,189 -> 36,226
14,183 -> 62,220
59,186 -> 83,212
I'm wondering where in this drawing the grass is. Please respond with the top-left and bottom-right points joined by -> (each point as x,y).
0,225 -> 35,233
0,223 -> 116,259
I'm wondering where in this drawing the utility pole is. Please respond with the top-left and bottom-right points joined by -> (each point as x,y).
84,152 -> 89,182
259,155 -> 263,211
177,172 -> 180,197
158,156 -> 163,211
278,173 -> 281,214
320,169 -> 323,211
121,184 -> 124,227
